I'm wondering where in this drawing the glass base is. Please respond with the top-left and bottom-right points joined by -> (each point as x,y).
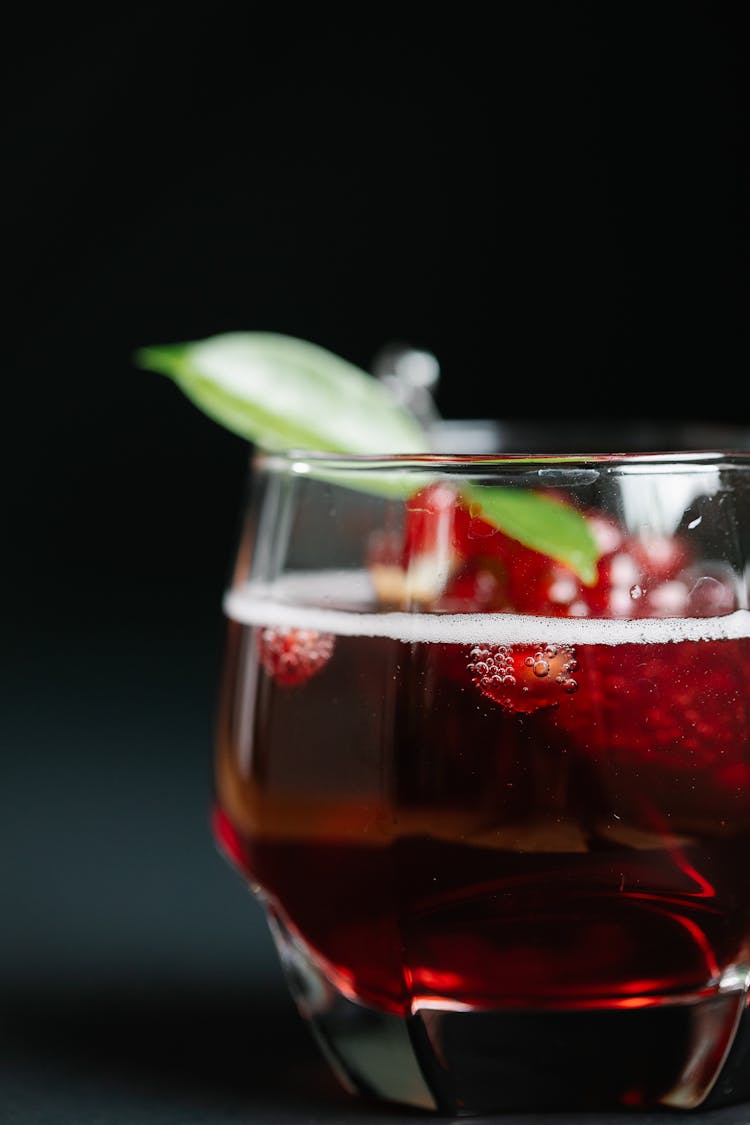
265,903 -> 750,1115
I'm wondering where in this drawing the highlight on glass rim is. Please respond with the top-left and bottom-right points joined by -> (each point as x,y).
139,331 -> 750,1115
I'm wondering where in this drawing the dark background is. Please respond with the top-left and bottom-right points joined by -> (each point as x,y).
3,6 -> 750,1122
7,4 -> 750,599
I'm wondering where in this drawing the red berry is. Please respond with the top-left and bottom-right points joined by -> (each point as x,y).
549,639 -> 750,777
366,483 -> 465,607
506,529 -> 696,622
258,627 -> 335,686
467,642 -> 579,714
453,507 -> 619,620
403,483 -> 461,564
434,556 -> 512,613
395,484 -> 706,625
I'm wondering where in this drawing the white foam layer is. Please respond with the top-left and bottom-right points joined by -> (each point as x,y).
224,573 -> 750,647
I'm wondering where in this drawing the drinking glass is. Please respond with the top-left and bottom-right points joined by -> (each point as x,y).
213,427 -> 750,1114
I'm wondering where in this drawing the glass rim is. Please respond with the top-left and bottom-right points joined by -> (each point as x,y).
256,448 -> 750,475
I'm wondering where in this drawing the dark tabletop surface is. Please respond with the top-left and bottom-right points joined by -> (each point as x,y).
2,586 -> 749,1125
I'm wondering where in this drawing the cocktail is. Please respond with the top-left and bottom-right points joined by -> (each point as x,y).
139,335 -> 750,1113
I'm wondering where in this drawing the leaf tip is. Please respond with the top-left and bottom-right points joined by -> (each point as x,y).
133,345 -> 159,371
578,558 -> 599,587
133,344 -> 182,377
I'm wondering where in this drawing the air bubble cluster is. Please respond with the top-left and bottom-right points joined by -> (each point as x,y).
468,644 -> 516,691
467,642 -> 580,713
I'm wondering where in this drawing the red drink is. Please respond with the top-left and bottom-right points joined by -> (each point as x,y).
214,578 -> 750,1111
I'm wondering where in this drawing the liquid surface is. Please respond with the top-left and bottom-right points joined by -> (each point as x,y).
224,575 -> 750,644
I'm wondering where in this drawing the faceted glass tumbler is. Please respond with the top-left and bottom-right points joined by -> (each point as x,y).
213,440 -> 750,1114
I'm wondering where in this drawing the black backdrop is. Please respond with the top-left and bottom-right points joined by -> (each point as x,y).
4,7 -> 750,1122
7,5 -> 750,599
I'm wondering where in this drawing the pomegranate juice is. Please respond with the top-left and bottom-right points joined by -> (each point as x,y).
215,580 -> 750,1109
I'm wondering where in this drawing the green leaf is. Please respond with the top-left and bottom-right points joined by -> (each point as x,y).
137,332 -> 601,583
136,332 -> 429,455
463,484 -> 600,586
